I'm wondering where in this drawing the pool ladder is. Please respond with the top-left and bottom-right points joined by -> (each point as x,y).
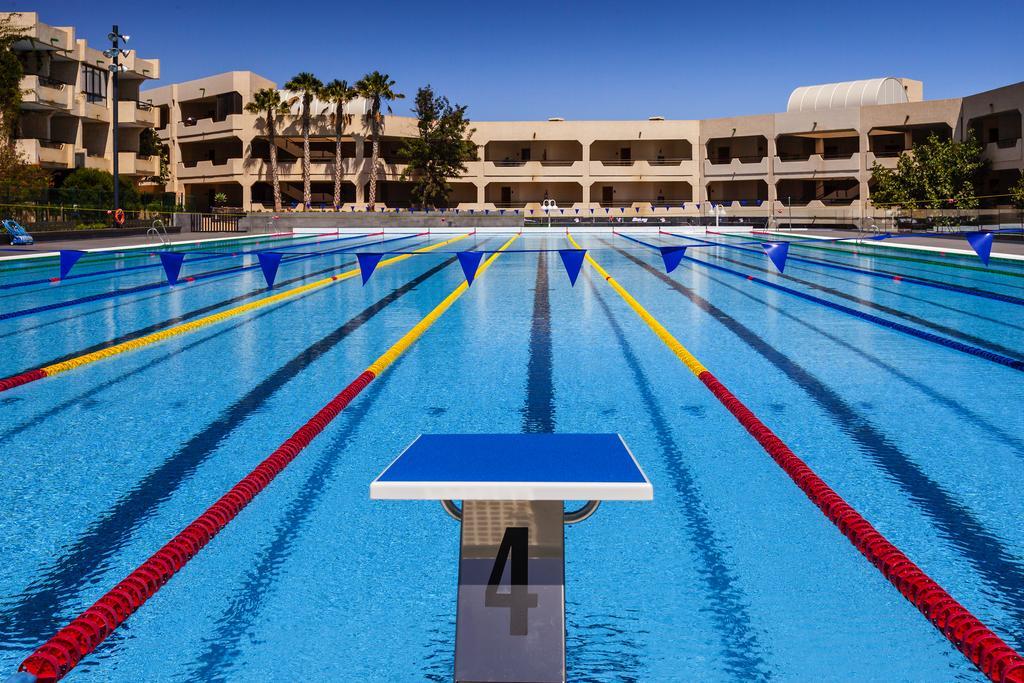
147,219 -> 170,247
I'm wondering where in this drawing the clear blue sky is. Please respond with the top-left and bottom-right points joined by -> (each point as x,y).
9,0 -> 1024,121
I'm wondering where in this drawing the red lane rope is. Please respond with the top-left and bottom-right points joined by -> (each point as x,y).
0,369 -> 48,392
697,369 -> 1024,682
18,369 -> 377,682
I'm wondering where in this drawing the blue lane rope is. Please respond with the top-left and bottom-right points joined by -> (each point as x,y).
0,234 -> 419,322
620,233 -> 1024,372
665,232 -> 1024,307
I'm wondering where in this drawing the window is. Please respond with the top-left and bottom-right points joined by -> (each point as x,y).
82,64 -> 107,103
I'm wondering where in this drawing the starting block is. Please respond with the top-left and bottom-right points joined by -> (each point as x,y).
371,433 -> 652,683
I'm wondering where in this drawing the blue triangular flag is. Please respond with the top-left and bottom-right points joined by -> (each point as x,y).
966,231 -> 993,266
762,242 -> 789,273
357,253 -> 384,284
558,249 -> 586,286
457,251 -> 484,286
59,250 -> 85,279
659,246 -> 687,273
258,252 -> 283,288
574,208 -> 580,214
159,252 -> 185,285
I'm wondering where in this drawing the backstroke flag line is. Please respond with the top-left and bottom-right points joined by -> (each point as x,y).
966,231 -> 993,266
159,252 -> 186,285
357,253 -> 384,285
558,249 -> 586,286
457,251 -> 485,286
59,250 -> 85,280
659,246 -> 687,273
258,252 -> 284,288
762,242 -> 790,273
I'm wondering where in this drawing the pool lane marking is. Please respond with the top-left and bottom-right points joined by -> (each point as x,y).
567,233 -> 1024,682
668,232 -> 1024,306
621,234 -> 1024,371
13,235 -> 517,682
0,233 -> 469,393
0,233 -> 407,321
0,232 -> 376,291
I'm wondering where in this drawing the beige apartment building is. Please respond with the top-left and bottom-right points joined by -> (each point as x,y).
148,72 -> 1023,220
2,12 -> 160,179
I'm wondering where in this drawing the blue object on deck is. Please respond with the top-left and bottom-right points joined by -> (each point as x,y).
371,433 -> 653,501
2,219 -> 34,246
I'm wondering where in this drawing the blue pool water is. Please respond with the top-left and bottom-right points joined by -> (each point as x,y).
0,230 -> 1022,681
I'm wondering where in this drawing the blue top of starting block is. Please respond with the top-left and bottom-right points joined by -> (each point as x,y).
370,433 -> 652,501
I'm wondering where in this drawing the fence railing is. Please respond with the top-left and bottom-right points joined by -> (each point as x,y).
187,213 -> 245,232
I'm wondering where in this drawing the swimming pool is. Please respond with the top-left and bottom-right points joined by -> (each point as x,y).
1,229 -> 1022,681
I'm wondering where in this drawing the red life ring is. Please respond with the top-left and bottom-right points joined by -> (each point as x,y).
113,208 -> 125,225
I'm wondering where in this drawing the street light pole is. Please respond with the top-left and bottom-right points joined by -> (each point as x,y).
106,26 -> 129,216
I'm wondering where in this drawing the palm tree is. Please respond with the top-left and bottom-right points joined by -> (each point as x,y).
245,88 -> 290,212
320,79 -> 357,210
355,71 -> 404,209
284,72 -> 323,209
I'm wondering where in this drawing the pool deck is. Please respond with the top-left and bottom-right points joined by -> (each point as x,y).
747,229 -> 1024,261
0,231 -> 289,261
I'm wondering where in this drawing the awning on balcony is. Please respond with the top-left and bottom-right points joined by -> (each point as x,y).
786,78 -> 909,112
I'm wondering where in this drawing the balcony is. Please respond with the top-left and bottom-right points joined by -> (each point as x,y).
84,154 -> 111,171
135,154 -> 160,176
73,97 -> 111,123
15,138 -> 71,167
117,100 -> 159,127
483,160 -> 585,177
702,156 -> 768,177
177,113 -> 248,138
865,152 -> 899,170
177,158 -> 245,179
20,75 -> 72,110
589,159 -> 697,177
773,153 -> 859,176
982,138 -> 1023,165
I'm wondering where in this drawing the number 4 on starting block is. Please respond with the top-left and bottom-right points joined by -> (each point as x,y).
371,433 -> 652,683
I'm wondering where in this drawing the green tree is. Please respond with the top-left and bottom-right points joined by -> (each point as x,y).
1010,171 -> 1024,225
59,168 -> 140,210
869,132 -> 986,223
1011,171 -> 1024,209
0,13 -> 25,140
320,79 -> 357,209
355,71 -> 403,208
284,72 -> 322,208
399,86 -> 477,208
245,88 -> 290,212
0,141 -> 50,201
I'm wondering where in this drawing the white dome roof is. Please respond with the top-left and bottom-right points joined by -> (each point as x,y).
786,78 -> 909,112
